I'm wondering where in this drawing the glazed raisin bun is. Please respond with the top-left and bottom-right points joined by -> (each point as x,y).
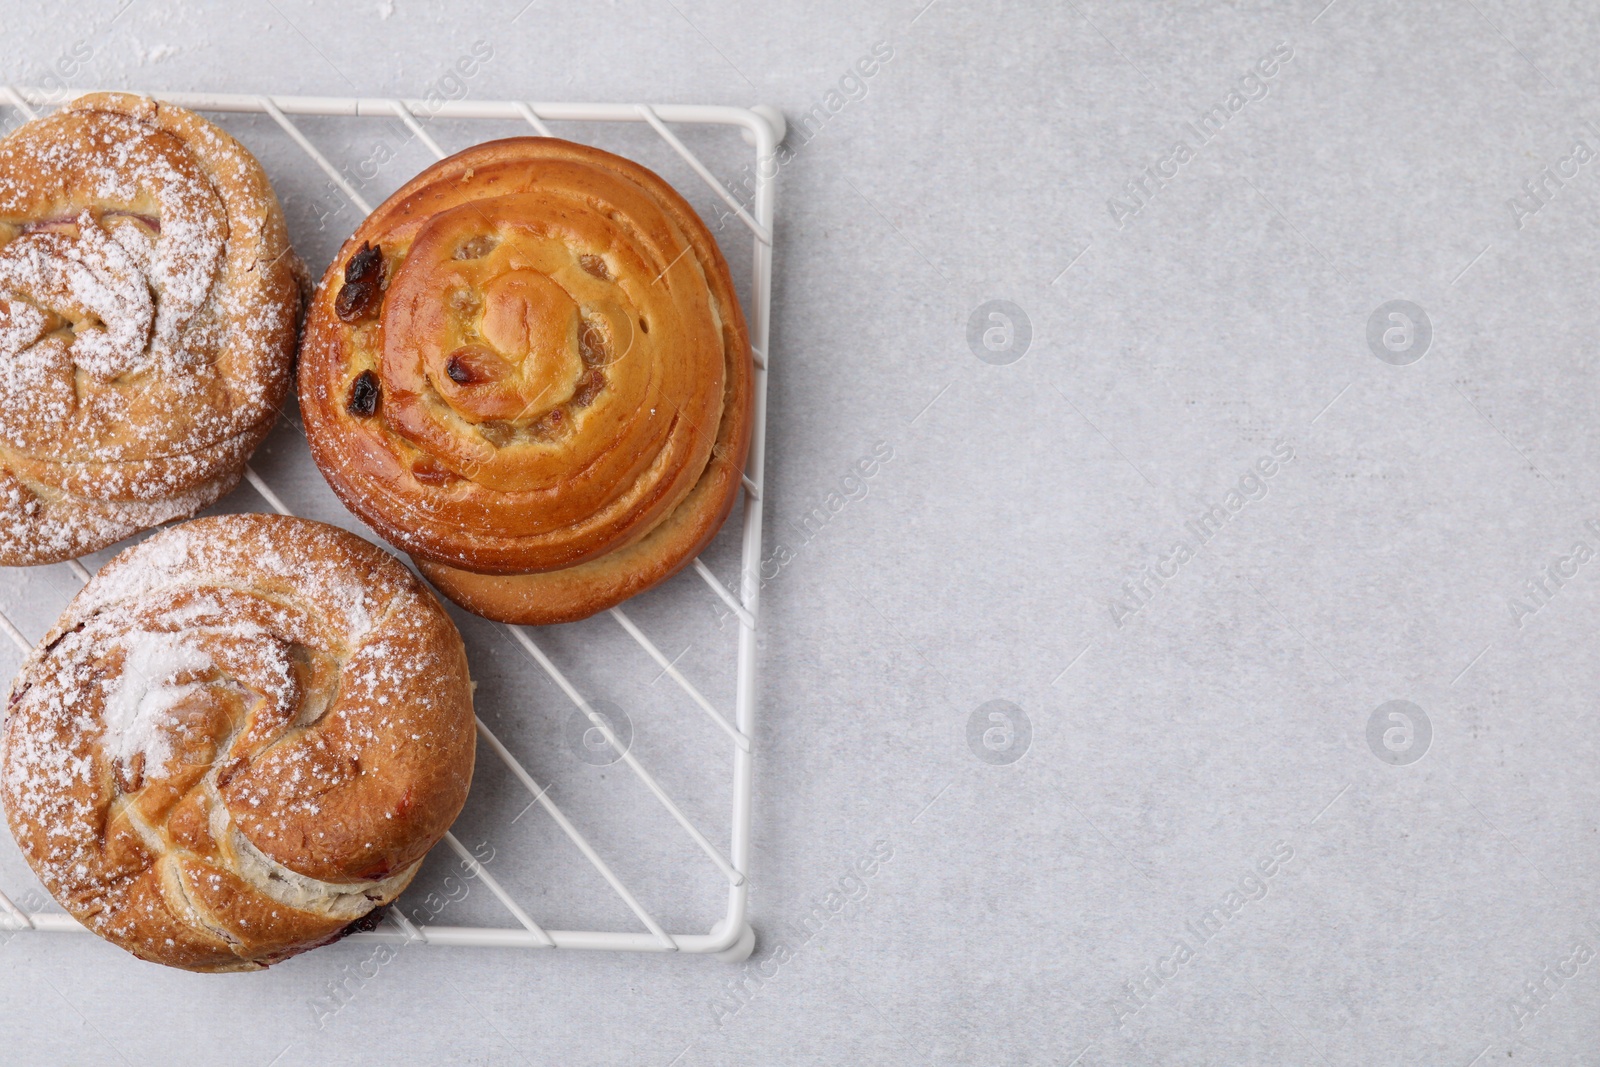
298,137 -> 752,625
0,514 -> 476,972
0,92 -> 301,566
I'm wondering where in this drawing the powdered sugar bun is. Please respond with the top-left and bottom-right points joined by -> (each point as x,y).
0,93 -> 302,565
0,514 -> 476,972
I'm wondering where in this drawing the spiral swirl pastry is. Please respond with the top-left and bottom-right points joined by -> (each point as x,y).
0,514 -> 476,972
0,93 -> 302,566
299,138 -> 751,625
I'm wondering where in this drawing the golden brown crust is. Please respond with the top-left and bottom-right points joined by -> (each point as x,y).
0,514 -> 476,972
298,137 -> 751,625
415,388 -> 746,624
0,93 -> 302,565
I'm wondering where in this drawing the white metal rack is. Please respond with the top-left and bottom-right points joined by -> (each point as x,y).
0,88 -> 782,962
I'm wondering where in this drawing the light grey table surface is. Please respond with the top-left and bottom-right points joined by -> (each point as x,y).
0,0 -> 1597,1063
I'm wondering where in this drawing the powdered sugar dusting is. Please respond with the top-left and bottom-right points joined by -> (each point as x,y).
0,94 -> 298,565
0,211 -> 155,377
102,629 -> 212,776
0,514 -> 474,971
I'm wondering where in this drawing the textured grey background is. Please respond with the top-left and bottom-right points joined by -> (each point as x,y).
0,0 -> 1597,1063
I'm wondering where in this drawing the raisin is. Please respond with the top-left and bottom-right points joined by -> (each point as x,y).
478,421 -> 516,447
335,243 -> 385,322
579,254 -> 610,279
572,368 -> 605,407
411,459 -> 458,486
339,905 -> 388,938
441,345 -> 500,386
347,370 -> 380,417
529,408 -> 564,437
345,241 -> 382,285
453,234 -> 497,260
335,277 -> 380,323
579,320 -> 609,366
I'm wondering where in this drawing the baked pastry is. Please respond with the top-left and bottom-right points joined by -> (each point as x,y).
0,514 -> 476,972
298,137 -> 752,625
0,92 -> 302,566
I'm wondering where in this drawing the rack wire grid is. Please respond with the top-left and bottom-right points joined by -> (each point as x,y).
0,87 -> 784,962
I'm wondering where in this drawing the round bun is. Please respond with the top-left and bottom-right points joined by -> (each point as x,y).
0,514 -> 476,972
0,92 -> 302,565
297,137 -> 751,625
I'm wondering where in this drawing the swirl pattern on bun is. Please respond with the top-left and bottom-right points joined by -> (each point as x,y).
0,514 -> 475,972
298,137 -> 751,625
0,93 -> 302,565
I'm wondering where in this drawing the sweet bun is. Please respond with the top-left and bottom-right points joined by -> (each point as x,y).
297,137 -> 751,624
0,514 -> 475,971
0,92 -> 302,565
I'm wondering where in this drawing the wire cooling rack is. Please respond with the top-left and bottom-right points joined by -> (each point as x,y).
0,88 -> 782,962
